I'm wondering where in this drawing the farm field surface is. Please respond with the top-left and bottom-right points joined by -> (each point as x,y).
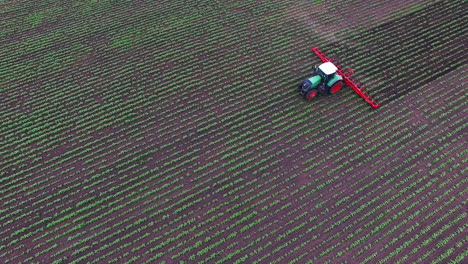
0,0 -> 467,263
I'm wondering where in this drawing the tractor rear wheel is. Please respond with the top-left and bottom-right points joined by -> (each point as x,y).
328,81 -> 343,94
305,89 -> 318,100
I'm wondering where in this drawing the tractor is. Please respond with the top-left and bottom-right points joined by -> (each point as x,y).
298,47 -> 381,108
298,61 -> 344,100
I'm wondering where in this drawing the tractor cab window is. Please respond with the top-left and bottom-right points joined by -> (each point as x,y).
316,69 -> 335,83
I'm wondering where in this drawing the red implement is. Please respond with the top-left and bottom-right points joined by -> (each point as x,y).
311,47 -> 381,109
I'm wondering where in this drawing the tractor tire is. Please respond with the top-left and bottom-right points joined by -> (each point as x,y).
328,80 -> 344,94
305,89 -> 318,100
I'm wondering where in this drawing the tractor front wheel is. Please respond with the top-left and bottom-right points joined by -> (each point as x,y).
328,81 -> 343,94
305,89 -> 318,100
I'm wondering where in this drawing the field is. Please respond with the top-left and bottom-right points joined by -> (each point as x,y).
1,0 -> 467,263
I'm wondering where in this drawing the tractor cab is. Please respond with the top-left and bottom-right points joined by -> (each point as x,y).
315,62 -> 339,83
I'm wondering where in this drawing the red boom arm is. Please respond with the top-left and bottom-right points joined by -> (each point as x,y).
311,47 -> 381,109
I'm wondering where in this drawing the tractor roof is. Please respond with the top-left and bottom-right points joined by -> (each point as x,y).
319,62 -> 338,75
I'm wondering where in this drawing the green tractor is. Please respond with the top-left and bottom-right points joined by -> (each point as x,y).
298,62 -> 344,100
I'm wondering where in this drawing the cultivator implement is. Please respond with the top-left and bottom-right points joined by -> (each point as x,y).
311,47 -> 381,109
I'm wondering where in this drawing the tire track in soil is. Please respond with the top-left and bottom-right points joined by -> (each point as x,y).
323,0 -> 467,105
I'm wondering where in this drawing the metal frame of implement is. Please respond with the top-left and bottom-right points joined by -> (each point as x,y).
311,47 -> 381,109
